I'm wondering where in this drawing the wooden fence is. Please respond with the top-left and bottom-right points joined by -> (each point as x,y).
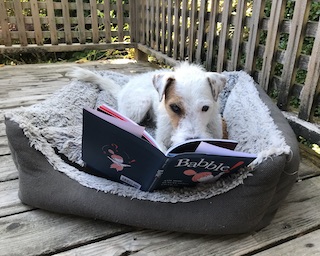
0,0 -> 319,140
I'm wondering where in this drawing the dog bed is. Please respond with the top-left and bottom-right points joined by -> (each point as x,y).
5,70 -> 299,235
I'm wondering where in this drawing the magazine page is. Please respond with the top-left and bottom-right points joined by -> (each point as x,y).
165,138 -> 238,155
195,142 -> 257,158
98,104 -> 160,148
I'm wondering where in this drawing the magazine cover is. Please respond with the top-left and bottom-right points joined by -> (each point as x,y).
82,107 -> 256,191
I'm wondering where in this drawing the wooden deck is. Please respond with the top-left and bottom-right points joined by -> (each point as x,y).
1,60 -> 320,256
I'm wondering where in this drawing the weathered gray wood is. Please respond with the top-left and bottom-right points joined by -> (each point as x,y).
0,179 -> 32,217
298,19 -> 320,121
53,177 -> 320,256
61,0 -> 73,45
103,0 -> 112,43
76,0 -> 86,44
259,0 -> 285,91
205,0 -> 219,70
0,210 -> 131,256
13,0 -> 28,46
0,155 -> 18,182
255,229 -> 320,256
230,0 -> 246,70
217,0 -> 232,72
30,0 -> 43,46
0,0 -> 12,46
116,0 -> 124,42
179,0 -> 187,59
187,0 -> 197,62
277,0 -> 311,110
46,0 -> 58,45
195,0 -> 207,63
244,0 -> 264,73
90,0 -> 100,44
173,0 -> 180,60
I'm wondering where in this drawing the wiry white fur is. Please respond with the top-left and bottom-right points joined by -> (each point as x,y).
67,63 -> 226,151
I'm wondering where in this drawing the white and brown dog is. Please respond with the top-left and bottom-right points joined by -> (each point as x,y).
68,62 -> 226,151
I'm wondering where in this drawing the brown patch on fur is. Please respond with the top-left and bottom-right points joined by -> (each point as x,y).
222,118 -> 228,139
164,84 -> 185,128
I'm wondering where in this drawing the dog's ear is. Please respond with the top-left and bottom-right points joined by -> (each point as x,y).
153,73 -> 175,101
206,73 -> 227,101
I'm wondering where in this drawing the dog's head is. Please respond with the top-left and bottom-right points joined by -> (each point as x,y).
153,63 -> 226,147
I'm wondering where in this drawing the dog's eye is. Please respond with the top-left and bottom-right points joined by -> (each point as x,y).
202,105 -> 209,112
170,104 -> 182,114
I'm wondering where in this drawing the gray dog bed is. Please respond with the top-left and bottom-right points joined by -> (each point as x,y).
5,70 -> 299,235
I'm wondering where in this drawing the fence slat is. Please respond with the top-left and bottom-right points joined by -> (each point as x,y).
298,20 -> 320,121
75,0 -> 86,44
259,0 -> 286,91
166,0 -> 173,57
277,0 -> 311,110
188,0 -> 197,62
30,0 -> 43,45
46,0 -> 58,45
217,0 -> 232,72
103,0 -> 112,43
116,0 -> 124,42
205,0 -> 219,70
13,0 -> 28,46
244,0 -> 264,73
0,0 -> 12,46
195,0 -> 207,63
61,0 -> 72,44
161,0 -> 166,53
90,0 -> 99,44
180,0 -> 188,59
155,0 -> 160,51
230,0 -> 246,70
173,0 -> 180,60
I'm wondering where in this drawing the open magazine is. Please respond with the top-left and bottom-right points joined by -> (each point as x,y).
82,105 -> 256,191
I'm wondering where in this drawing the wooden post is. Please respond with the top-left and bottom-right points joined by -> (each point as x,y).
0,0 -> 12,46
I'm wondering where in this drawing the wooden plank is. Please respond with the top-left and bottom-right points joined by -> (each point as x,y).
195,0 -> 207,63
205,0 -> 219,70
166,0 -> 173,57
145,0 -> 150,45
155,0 -> 160,51
259,0 -> 285,91
298,19 -> 320,121
61,0 -> 72,45
179,0 -> 187,59
244,0 -> 264,73
46,0 -> 58,45
13,0 -> 28,46
0,179 -> 33,217
160,0 -> 166,53
30,0 -> 43,45
255,229 -> 320,255
0,42 -> 135,54
0,0 -> 12,46
187,0 -> 197,62
0,136 -> 10,156
173,0 -> 180,60
90,0 -> 100,44
0,155 -> 19,182
116,0 -> 124,42
277,0 -> 311,110
53,177 -> 320,255
103,0 -> 112,43
0,210 -> 131,256
230,0 -> 246,70
216,0 -> 232,72
76,0 -> 86,44
129,0 -> 138,43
